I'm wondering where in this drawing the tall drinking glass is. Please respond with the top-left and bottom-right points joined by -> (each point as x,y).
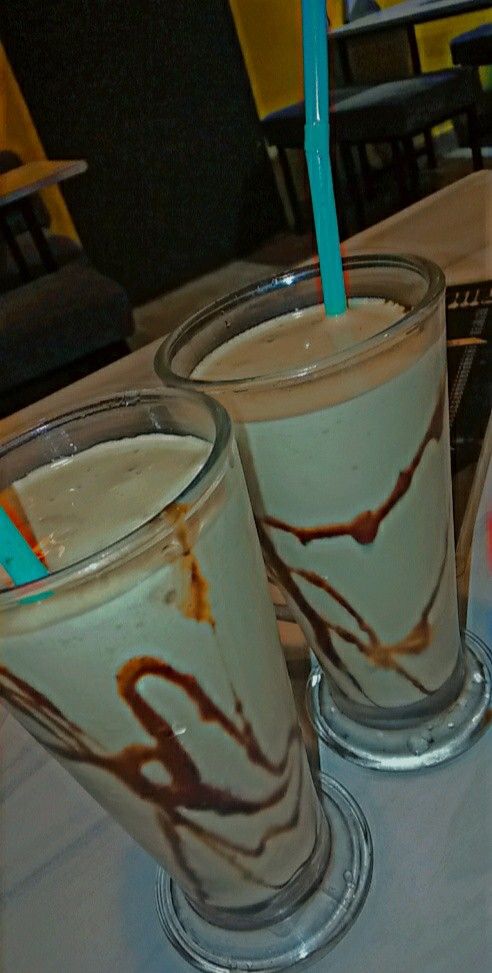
0,390 -> 371,972
155,255 -> 492,771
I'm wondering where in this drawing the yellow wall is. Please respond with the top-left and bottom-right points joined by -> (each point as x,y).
0,45 -> 78,239
229,1 -> 345,118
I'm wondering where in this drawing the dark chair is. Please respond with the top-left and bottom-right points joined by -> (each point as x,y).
333,11 -> 439,170
0,261 -> 134,417
0,151 -> 84,288
263,66 -> 482,229
450,24 -> 492,148
261,0 -> 484,232
0,153 -> 134,417
262,86 -> 366,235
450,23 -> 492,66
330,67 -> 482,215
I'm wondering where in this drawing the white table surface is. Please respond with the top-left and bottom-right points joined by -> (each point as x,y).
1,173 -> 491,972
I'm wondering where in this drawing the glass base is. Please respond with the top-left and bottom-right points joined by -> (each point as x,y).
155,775 -> 372,972
307,631 -> 492,772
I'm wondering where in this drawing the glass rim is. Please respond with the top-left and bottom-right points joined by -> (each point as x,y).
155,253 -> 446,391
0,388 -> 232,606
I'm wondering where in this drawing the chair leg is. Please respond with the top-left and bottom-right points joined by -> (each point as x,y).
357,144 -> 375,199
20,198 -> 58,272
390,140 -> 410,206
423,129 -> 437,169
340,142 -> 366,231
330,144 -> 349,241
402,136 -> 420,193
465,109 -> 483,171
276,146 -> 306,233
0,213 -> 32,281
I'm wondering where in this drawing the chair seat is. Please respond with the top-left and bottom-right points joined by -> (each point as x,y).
0,233 -> 85,291
450,24 -> 492,66
262,87 -> 367,147
262,69 -> 478,147
0,261 -> 133,392
331,68 -> 480,143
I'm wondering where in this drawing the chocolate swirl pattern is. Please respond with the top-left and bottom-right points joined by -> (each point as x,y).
168,503 -> 216,628
0,434 -> 322,912
0,655 -> 305,903
263,377 -> 446,548
260,375 -> 451,701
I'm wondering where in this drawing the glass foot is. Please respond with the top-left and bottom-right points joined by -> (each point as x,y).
155,775 -> 372,972
308,631 -> 492,772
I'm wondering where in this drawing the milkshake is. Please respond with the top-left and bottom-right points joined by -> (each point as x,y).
0,392 -> 326,922
190,296 -> 461,715
156,257 -> 491,770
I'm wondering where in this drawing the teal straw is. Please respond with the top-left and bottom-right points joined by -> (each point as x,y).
0,507 -> 49,585
302,0 -> 346,315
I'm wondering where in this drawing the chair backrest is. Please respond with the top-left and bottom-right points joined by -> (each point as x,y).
228,0 -> 304,118
228,0 -> 345,118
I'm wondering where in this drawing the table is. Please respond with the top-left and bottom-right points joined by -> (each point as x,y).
334,0 -> 491,76
337,0 -> 491,38
0,161 -> 88,208
0,159 -> 87,278
1,172 -> 491,973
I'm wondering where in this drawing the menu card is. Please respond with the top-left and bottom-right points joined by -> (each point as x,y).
446,279 -> 491,476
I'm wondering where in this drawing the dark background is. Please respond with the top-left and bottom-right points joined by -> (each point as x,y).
1,0 -> 284,304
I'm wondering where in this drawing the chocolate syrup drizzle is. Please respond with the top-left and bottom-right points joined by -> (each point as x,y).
0,656 -> 306,901
263,378 -> 446,547
168,503 -> 216,628
0,452 -> 315,903
260,376 -> 450,700
0,504 -> 309,902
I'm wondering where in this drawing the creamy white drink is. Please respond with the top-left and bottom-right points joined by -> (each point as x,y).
0,426 -> 322,914
192,299 -> 404,380
187,294 -> 462,721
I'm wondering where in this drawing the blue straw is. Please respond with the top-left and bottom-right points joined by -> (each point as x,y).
0,507 -> 49,586
302,0 -> 346,315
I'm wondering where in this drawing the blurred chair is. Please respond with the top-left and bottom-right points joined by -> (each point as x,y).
0,262 -> 134,417
229,0 -> 482,233
264,66 -> 482,228
450,23 -> 492,67
329,67 -> 482,213
450,24 -> 492,148
335,1 -> 438,170
0,150 -> 82,289
0,152 -> 134,417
